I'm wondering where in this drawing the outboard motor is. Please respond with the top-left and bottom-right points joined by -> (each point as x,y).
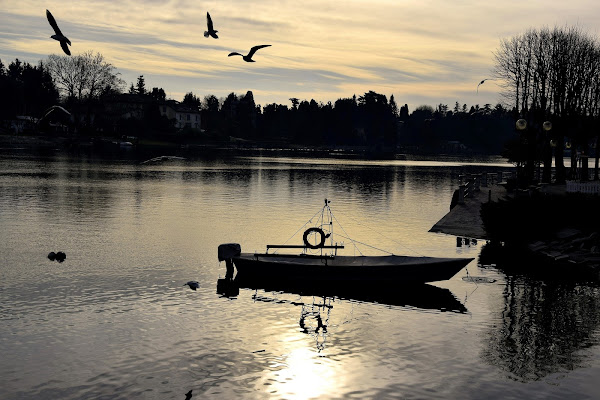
217,243 -> 241,297
218,243 -> 241,280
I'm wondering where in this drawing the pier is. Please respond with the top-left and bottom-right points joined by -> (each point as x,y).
429,172 -> 514,240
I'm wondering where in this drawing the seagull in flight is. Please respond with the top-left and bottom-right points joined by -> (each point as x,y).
184,281 -> 200,291
204,12 -> 218,39
46,9 -> 71,56
477,79 -> 491,93
228,45 -> 271,62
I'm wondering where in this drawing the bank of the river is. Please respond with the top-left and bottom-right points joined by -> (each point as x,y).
432,177 -> 600,273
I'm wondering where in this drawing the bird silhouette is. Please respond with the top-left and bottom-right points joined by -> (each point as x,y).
55,251 -> 66,262
184,281 -> 200,290
185,389 -> 193,399
228,45 -> 271,62
477,79 -> 491,93
204,12 -> 218,38
46,10 -> 71,56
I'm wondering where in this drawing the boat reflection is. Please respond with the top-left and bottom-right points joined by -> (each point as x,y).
297,296 -> 332,351
218,277 -> 467,313
479,242 -> 600,381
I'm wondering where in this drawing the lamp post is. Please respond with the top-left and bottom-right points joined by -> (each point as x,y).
541,121 -> 552,183
515,118 -> 532,185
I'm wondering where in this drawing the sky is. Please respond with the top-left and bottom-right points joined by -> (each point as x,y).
1,0 -> 600,112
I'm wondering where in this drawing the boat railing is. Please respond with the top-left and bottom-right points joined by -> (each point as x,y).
261,244 -> 345,260
266,245 -> 345,250
255,253 -> 337,260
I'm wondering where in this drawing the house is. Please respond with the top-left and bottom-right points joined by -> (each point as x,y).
159,101 -> 202,130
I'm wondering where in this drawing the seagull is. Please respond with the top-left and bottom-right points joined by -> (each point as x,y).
477,79 -> 491,93
184,281 -> 200,290
228,45 -> 271,62
204,12 -> 218,39
46,9 -> 71,56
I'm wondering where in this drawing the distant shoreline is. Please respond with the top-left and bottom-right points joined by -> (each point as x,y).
0,133 -> 510,162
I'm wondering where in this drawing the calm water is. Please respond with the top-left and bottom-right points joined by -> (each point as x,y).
1,151 -> 599,400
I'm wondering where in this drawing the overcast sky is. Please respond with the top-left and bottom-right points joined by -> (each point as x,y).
1,0 -> 599,111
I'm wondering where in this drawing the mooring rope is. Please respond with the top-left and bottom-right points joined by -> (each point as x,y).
463,265 -> 479,303
273,208 -> 324,254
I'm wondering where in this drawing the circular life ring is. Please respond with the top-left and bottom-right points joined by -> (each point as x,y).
303,227 -> 326,249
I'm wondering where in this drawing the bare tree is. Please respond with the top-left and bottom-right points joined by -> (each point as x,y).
45,51 -> 124,101
493,25 -> 600,183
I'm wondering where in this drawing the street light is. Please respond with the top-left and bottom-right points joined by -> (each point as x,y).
541,121 -> 552,183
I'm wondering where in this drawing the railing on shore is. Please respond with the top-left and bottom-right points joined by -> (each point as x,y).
457,172 -> 599,202
566,180 -> 600,194
457,172 -> 515,204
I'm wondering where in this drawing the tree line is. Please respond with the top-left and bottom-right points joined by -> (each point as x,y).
494,25 -> 600,182
1,53 -> 517,154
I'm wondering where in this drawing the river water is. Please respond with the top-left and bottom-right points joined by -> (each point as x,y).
1,150 -> 599,399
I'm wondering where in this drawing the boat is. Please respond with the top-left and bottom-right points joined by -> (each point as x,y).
218,199 -> 473,287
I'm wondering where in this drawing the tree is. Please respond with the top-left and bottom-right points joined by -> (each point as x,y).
493,25 -> 600,183
389,94 -> 398,117
399,104 -> 409,120
45,51 -> 124,101
182,92 -> 201,109
0,58 -> 59,119
201,94 -> 221,134
136,75 -> 146,95
150,87 -> 166,101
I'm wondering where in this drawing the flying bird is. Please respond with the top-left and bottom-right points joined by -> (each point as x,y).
228,45 -> 271,62
184,281 -> 200,290
477,79 -> 491,93
204,12 -> 218,39
46,9 -> 71,56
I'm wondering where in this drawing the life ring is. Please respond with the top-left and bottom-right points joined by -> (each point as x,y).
303,227 -> 326,249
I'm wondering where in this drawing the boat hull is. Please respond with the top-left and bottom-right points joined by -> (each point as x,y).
232,253 -> 473,285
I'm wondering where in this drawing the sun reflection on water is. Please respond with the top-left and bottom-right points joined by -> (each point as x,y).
264,345 -> 344,400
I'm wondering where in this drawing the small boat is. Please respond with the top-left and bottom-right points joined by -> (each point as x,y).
218,200 -> 473,287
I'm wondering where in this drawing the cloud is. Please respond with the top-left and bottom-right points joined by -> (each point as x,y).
2,0 -> 600,112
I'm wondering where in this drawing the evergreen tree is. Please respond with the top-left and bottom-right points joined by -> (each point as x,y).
136,75 -> 146,95
389,94 -> 398,116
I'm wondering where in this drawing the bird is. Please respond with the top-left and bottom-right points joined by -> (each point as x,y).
477,79 -> 490,93
185,389 -> 193,399
204,12 -> 218,39
46,9 -> 71,56
228,45 -> 271,62
55,251 -> 66,262
48,252 -> 56,261
184,281 -> 200,290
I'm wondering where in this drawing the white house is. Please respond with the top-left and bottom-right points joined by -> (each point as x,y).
159,101 -> 201,130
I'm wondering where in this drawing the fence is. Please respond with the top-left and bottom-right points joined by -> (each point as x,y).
566,180 -> 600,194
457,172 -> 515,204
